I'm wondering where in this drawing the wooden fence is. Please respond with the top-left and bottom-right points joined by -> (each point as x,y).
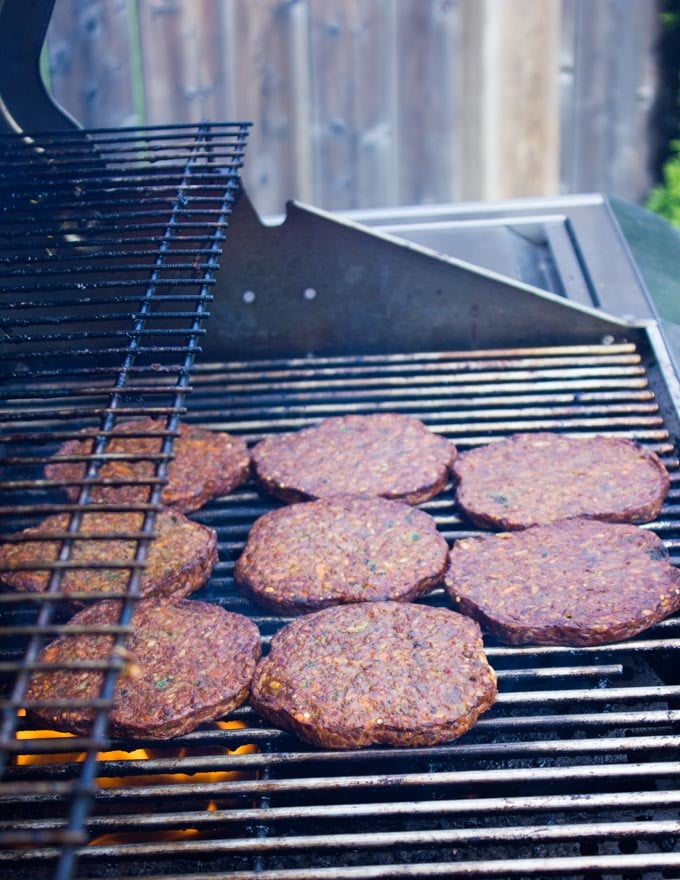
44,0 -> 661,217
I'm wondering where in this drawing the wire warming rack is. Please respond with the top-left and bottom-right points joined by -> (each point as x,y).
0,121 -> 249,880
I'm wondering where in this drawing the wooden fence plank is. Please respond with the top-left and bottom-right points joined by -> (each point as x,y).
559,0 -> 579,192
308,0 -> 356,210
308,0 -> 396,210
220,0 -> 312,216
135,0 -> 179,124
459,0 -> 485,202
46,0 -> 136,128
393,0 -> 463,205
474,0 -> 561,200
560,0 -> 659,202
351,0 -> 398,208
288,0 -> 314,205
136,0 -> 226,126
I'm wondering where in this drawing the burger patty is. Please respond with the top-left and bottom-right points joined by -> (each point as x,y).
445,518 -> 680,646
452,432 -> 669,530
45,418 -> 251,513
250,601 -> 497,749
251,413 -> 456,505
25,598 -> 261,739
234,496 -> 449,614
0,508 -> 217,604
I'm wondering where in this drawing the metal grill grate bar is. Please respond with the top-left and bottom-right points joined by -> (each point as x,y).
113,853 -> 680,879
2,338 -> 679,878
7,787 -> 680,833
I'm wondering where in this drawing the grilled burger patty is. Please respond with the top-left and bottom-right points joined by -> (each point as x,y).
250,601 -> 497,749
0,509 -> 217,604
26,598 -> 261,739
251,413 -> 456,505
45,418 -> 251,512
452,432 -> 669,530
234,496 -> 449,614
445,518 -> 680,646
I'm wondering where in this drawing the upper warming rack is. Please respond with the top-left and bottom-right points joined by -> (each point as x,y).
0,122 -> 249,879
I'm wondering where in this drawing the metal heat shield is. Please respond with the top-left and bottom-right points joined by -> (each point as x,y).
210,191 -> 635,361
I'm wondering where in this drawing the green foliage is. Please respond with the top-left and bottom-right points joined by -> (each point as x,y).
647,142 -> 680,227
647,1 -> 680,225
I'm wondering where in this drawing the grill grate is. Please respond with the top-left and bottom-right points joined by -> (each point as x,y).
2,340 -> 680,879
0,122 -> 249,880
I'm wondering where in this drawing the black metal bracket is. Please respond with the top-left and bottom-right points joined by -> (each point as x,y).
0,0 -> 78,133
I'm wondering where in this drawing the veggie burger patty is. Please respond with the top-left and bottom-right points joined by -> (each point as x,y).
250,601 -> 497,749
45,418 -> 251,512
445,517 -> 680,646
235,496 -> 449,614
452,432 -> 669,530
251,413 -> 456,505
0,508 -> 217,604
26,598 -> 261,739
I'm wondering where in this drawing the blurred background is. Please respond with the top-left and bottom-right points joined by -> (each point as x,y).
42,0 -> 680,221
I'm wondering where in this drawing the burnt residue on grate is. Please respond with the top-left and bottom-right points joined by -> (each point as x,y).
2,342 -> 680,879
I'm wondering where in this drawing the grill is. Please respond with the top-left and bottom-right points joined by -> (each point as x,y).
2,3 -> 680,879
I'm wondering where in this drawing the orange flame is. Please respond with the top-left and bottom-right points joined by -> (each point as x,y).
15,712 -> 258,844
